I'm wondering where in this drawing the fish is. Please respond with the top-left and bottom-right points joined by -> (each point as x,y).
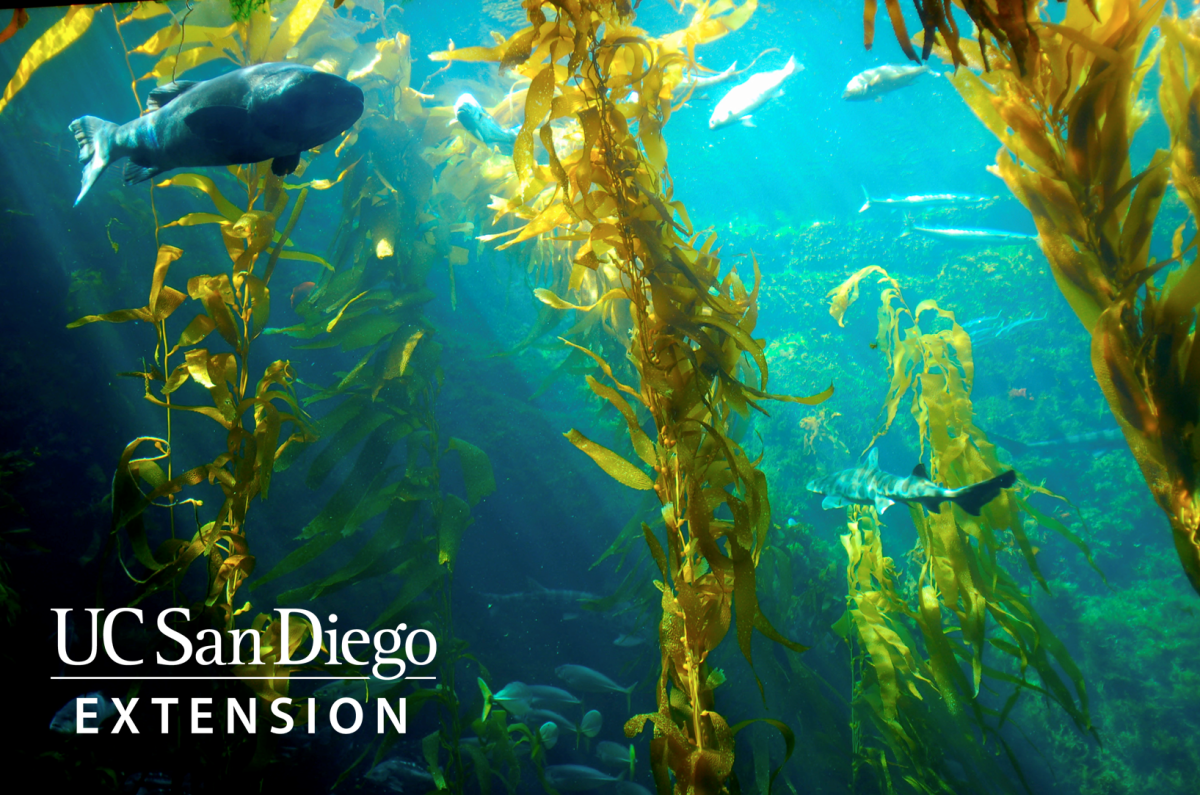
612,632 -> 646,648
991,428 -> 1125,456
842,64 -> 932,101
363,756 -> 436,789
527,684 -> 581,707
291,281 -> 317,311
616,784 -> 655,795
708,56 -> 801,129
859,186 -> 996,213
595,740 -> 636,776
50,691 -> 117,733
1007,388 -> 1033,401
539,721 -> 560,749
70,63 -> 363,206
555,664 -> 635,710
479,679 -> 534,720
575,709 -> 602,739
543,764 -> 621,791
478,580 -> 601,618
673,62 -> 739,100
904,219 -> 1039,243
454,92 -> 519,147
806,449 -> 1017,516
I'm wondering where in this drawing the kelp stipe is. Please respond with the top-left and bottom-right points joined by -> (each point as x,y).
922,0 -> 1200,595
436,1 -> 825,791
830,268 -> 1102,793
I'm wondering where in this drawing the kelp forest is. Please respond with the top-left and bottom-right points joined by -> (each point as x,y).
1,1 -> 1199,794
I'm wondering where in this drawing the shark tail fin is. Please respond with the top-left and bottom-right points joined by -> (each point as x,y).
859,185 -> 871,213
70,116 -> 118,206
952,470 -> 1017,516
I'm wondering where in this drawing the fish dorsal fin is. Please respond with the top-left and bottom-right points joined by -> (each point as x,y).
525,577 -> 548,592
147,81 -> 199,112
864,448 -> 879,470
911,462 -> 928,479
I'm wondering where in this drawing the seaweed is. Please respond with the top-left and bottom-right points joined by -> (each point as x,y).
928,0 -> 1200,595
830,268 -> 1101,792
435,1 -> 821,792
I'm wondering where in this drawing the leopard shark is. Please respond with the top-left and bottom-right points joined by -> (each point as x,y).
806,449 -> 1016,516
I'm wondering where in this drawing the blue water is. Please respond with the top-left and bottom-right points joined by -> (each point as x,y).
1,2 -> 1198,794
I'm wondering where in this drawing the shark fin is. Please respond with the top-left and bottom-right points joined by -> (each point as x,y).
873,495 -> 895,514
821,494 -> 851,510
865,448 -> 880,470
951,470 -> 1017,516
911,462 -> 928,479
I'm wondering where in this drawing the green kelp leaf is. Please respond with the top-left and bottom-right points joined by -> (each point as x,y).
301,426 -> 394,539
565,429 -> 654,490
448,438 -> 495,507
370,557 -> 444,631
730,717 -> 796,795
306,408 -> 392,489
438,494 -> 472,570
1016,491 -> 1106,583
251,533 -> 339,590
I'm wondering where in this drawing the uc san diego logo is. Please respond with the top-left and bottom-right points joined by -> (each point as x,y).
50,607 -> 437,735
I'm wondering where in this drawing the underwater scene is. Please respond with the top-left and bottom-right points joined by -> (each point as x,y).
2,0 -> 1200,793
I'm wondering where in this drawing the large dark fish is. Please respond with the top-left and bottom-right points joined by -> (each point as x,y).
454,92 -> 519,147
806,449 -> 1016,516
70,62 -> 363,206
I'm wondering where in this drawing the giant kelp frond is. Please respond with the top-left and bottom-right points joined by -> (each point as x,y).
435,2 -> 820,792
831,269 -> 1100,791
863,0 -> 1054,74
0,5 -> 95,115
932,0 -> 1200,595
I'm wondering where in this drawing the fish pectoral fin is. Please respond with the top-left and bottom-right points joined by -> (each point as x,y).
873,496 -> 895,514
271,152 -> 301,176
821,494 -> 850,510
184,105 -> 253,143
740,116 -> 756,127
123,162 -> 164,185
146,80 -> 199,112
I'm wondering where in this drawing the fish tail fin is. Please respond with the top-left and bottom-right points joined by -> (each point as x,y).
899,213 -> 913,238
477,677 -> 493,722
784,54 -> 799,75
859,185 -> 871,213
624,683 -> 634,713
952,470 -> 1017,516
70,116 -> 118,206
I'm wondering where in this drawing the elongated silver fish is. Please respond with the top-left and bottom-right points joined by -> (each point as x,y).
674,61 -> 738,98
454,92 -> 519,147
906,221 -> 1038,243
859,185 -> 996,213
992,428 -> 1124,455
709,56 -> 801,129
544,764 -> 621,791
70,63 -> 363,205
843,64 -> 932,101
806,449 -> 1016,516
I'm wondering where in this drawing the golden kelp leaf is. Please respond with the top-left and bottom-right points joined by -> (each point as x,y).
827,265 -> 890,327
0,6 -> 94,115
265,0 -> 325,62
327,291 -> 370,333
564,429 -> 654,490
244,2 -> 271,65
158,174 -> 242,221
586,375 -> 656,466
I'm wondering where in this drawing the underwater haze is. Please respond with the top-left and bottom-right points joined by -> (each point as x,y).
1,1 -> 1199,794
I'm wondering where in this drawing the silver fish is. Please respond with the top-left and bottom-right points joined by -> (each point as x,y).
806,449 -> 1016,516
709,56 -> 801,129
906,222 -> 1038,243
544,764 -> 621,791
595,740 -> 636,773
527,684 -> 581,707
991,428 -> 1125,455
70,63 -> 363,205
843,64 -> 932,101
859,185 -> 996,213
674,62 -> 739,100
